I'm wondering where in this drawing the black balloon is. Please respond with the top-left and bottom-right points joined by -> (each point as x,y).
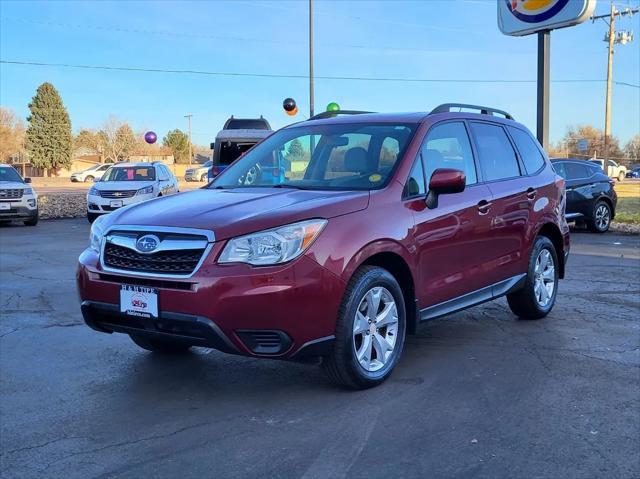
283,98 -> 297,112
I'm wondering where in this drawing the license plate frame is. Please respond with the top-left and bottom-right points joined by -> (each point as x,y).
0,203 -> 10,211
120,285 -> 158,319
110,200 -> 124,208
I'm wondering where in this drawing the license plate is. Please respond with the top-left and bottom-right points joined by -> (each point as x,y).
0,203 -> 10,210
110,200 -> 124,208
120,285 -> 158,319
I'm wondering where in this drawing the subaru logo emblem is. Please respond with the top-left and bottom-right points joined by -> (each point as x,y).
136,234 -> 160,253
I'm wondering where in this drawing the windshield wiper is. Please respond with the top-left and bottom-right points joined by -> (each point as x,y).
272,184 -> 308,190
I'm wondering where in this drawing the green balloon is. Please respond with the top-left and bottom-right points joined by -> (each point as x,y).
326,102 -> 340,112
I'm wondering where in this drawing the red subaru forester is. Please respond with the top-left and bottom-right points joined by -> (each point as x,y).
77,104 -> 569,389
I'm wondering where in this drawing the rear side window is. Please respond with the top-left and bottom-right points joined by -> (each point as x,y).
564,162 -> 591,180
421,122 -> 477,186
508,127 -> 545,174
470,122 -> 520,181
552,162 -> 567,179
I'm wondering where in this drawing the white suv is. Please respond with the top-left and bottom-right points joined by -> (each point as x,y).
86,162 -> 179,223
0,164 -> 38,226
70,163 -> 113,182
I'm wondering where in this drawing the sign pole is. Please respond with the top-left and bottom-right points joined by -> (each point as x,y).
536,30 -> 550,151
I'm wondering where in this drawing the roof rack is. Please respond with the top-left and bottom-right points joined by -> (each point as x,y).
430,103 -> 514,120
308,110 -> 374,121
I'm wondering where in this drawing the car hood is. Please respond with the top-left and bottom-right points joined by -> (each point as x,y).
92,181 -> 152,191
0,181 -> 29,190
106,187 -> 370,240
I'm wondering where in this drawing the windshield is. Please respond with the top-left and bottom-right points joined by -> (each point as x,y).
0,166 -> 24,183
211,122 -> 417,190
102,166 -> 156,182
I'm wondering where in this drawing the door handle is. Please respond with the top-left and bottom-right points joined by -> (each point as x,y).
477,200 -> 492,215
526,187 -> 537,200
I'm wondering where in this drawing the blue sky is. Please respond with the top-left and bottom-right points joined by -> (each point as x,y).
1,0 -> 638,147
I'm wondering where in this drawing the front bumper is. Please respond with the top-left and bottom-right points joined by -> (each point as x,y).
77,248 -> 344,359
0,199 -> 38,220
87,193 -> 155,214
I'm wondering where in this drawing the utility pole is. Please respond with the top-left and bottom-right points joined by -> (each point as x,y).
309,0 -> 315,118
184,114 -> 193,166
591,3 -> 638,162
536,30 -> 551,150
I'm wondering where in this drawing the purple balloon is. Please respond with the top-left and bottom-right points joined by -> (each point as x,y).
144,131 -> 157,144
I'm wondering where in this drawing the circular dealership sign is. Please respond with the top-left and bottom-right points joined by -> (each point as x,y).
506,0 -> 570,23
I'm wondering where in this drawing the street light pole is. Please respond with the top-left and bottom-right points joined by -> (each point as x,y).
309,0 -> 315,118
184,114 -> 193,166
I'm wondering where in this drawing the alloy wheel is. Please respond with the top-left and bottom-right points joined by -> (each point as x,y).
595,204 -> 610,231
352,286 -> 399,372
533,249 -> 556,308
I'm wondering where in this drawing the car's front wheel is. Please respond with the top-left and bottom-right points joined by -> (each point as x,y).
84,175 -> 94,183
507,236 -> 559,320
130,335 -> 192,354
321,266 -> 406,389
24,212 -> 38,227
87,212 -> 99,224
200,173 -> 208,182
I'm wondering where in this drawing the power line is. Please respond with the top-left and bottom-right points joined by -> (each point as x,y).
3,60 -> 638,87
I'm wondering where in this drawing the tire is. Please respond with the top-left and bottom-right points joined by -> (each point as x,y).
321,266 -> 406,390
507,236 -> 559,320
587,200 -> 611,233
87,212 -> 100,224
23,213 -> 38,227
130,335 -> 192,354
84,175 -> 94,183
618,173 -> 625,182
200,173 -> 208,182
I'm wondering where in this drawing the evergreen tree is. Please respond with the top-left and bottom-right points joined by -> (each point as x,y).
163,129 -> 190,164
286,138 -> 305,161
25,82 -> 72,174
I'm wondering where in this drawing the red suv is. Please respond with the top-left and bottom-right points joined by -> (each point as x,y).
77,104 -> 569,389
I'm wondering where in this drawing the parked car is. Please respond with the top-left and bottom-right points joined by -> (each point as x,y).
0,164 -> 38,226
551,159 -> 617,233
78,104 -> 569,389
86,162 -> 179,223
589,159 -> 627,182
70,163 -> 113,182
207,117 -> 273,181
625,167 -> 640,179
184,160 -> 212,182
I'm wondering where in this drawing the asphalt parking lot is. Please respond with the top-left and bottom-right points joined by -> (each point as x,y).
1,219 -> 639,479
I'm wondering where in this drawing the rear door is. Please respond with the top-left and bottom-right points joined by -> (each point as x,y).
562,162 -> 600,218
468,121 -> 530,285
409,121 -> 494,308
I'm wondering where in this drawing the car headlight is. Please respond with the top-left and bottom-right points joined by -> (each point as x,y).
22,187 -> 34,195
88,186 -> 99,196
136,185 -> 154,195
89,215 -> 107,253
218,219 -> 327,266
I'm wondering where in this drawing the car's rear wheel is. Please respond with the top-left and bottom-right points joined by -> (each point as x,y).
84,175 -> 94,183
87,212 -> 99,224
130,335 -> 192,354
321,266 -> 406,389
587,200 -> 611,233
507,236 -> 558,320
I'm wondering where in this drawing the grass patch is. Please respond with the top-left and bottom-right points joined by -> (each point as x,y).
614,182 -> 640,225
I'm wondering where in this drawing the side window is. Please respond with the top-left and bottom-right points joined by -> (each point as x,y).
469,122 -> 521,181
508,127 -> 545,174
565,163 -> 590,180
403,157 -> 426,199
157,165 -> 169,181
552,162 -> 567,180
422,122 -> 477,187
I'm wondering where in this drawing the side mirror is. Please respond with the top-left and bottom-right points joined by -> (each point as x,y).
210,142 -> 215,150
24,177 -> 32,183
426,168 -> 466,209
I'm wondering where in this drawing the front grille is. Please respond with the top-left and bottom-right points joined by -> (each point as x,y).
104,243 -> 203,274
99,190 -> 137,199
0,189 -> 23,199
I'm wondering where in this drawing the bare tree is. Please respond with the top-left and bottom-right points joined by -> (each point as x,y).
95,116 -> 136,162
0,107 -> 25,162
